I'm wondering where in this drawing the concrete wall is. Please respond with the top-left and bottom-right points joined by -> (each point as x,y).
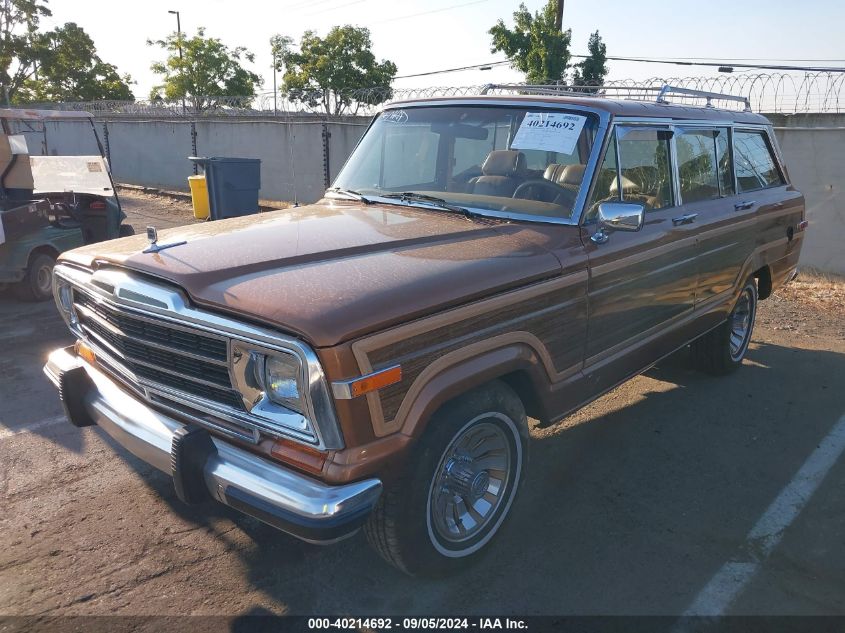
767,113 -> 845,274
37,113 -> 844,274
41,117 -> 370,204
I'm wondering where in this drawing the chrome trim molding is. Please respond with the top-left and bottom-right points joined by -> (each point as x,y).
53,264 -> 344,450
44,347 -> 381,543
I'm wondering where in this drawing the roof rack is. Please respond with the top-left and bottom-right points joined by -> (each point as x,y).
479,83 -> 752,112
656,85 -> 751,112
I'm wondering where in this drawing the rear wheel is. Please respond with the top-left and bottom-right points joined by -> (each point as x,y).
13,252 -> 56,302
365,381 -> 528,576
692,278 -> 758,375
118,224 -> 135,238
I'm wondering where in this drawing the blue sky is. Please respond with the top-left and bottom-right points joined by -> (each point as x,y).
43,0 -> 844,98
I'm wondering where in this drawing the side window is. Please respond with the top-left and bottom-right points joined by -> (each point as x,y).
616,127 -> 674,211
676,127 -> 734,203
677,129 -> 719,203
585,133 -> 619,220
453,133 -> 493,175
452,122 -> 510,177
715,129 -> 734,197
734,130 -> 784,192
381,124 -> 439,189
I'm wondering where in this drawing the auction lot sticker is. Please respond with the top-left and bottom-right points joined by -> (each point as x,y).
511,112 -> 586,155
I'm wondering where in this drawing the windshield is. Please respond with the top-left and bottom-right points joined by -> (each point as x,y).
331,105 -> 599,221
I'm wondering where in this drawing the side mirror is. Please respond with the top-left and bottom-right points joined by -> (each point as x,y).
591,202 -> 645,244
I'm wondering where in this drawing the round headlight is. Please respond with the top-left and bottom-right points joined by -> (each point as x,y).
264,353 -> 303,413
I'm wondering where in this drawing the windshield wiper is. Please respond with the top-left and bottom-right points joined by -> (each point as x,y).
378,192 -> 482,219
325,187 -> 373,204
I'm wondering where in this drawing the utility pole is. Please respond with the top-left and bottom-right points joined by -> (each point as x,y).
272,45 -> 278,116
554,0 -> 564,31
168,10 -> 186,115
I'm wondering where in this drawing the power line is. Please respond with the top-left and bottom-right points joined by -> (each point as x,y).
371,0 -> 490,25
614,56 -> 845,62
302,0 -> 370,17
396,60 -> 509,79
601,56 -> 845,73
283,0 -> 341,10
396,56 -> 845,78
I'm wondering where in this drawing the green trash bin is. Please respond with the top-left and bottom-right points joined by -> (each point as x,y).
188,157 -> 261,220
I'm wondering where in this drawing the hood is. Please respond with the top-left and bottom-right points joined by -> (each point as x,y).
61,200 -> 566,347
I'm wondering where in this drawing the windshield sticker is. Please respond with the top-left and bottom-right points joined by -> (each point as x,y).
511,112 -> 587,155
381,110 -> 409,124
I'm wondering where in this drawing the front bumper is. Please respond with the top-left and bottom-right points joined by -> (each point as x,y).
44,346 -> 382,544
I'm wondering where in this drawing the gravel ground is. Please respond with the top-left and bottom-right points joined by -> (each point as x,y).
0,198 -> 843,620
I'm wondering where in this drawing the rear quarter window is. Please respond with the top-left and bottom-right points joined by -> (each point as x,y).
734,130 -> 785,192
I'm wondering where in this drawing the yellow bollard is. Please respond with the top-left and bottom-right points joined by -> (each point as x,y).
188,175 -> 210,220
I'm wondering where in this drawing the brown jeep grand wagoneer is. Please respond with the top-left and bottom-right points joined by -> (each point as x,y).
45,86 -> 805,575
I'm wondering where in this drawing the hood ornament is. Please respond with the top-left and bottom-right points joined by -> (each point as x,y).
143,226 -> 187,254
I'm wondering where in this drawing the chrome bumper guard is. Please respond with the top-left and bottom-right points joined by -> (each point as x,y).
44,346 -> 382,544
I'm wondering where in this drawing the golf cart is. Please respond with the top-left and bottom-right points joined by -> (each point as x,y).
0,108 -> 132,301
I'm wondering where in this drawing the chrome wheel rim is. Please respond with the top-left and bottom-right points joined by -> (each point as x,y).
729,287 -> 754,361
428,418 -> 514,549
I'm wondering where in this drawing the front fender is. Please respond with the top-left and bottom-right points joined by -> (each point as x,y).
393,334 -> 555,439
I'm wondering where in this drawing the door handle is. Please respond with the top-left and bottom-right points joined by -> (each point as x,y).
734,200 -> 756,211
672,213 -> 698,225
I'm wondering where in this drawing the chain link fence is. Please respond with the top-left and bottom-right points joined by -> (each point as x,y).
12,72 -> 845,118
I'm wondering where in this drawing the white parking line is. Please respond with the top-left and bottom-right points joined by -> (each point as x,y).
681,412 -> 845,616
0,414 -> 67,440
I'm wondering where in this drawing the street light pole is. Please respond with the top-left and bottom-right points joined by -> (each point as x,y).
168,10 -> 186,115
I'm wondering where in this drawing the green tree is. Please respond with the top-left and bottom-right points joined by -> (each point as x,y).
19,22 -> 133,101
572,30 -> 608,91
149,27 -> 261,111
0,0 -> 50,102
276,26 -> 397,115
489,0 -> 571,84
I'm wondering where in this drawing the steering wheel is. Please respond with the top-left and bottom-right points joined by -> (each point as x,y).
512,179 -> 576,208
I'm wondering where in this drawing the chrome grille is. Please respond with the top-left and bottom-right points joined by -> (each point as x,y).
75,292 -> 227,361
52,263 -> 345,450
72,290 -> 245,412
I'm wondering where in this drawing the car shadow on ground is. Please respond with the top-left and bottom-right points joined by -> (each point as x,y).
101,340 -> 845,615
0,294 -> 87,451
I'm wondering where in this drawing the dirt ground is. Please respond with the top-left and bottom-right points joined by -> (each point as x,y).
116,186 -> 289,235
117,187 -> 202,233
0,193 -> 843,620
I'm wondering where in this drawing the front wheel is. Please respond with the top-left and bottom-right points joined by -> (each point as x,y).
692,278 -> 758,375
365,381 -> 528,576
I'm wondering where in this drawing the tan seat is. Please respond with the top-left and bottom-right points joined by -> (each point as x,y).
609,174 -> 641,196
557,164 -> 586,189
543,163 -> 564,183
471,150 -> 527,197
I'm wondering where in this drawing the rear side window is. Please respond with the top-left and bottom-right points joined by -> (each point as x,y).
616,127 -> 674,211
676,127 -> 735,203
734,130 -> 784,192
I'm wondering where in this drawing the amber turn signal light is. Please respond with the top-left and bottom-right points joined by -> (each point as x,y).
75,340 -> 96,365
270,438 -> 327,475
349,365 -> 402,398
